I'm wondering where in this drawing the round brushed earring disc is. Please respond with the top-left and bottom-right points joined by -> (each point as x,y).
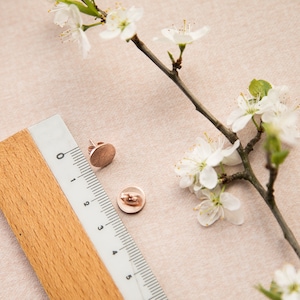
117,186 -> 146,214
90,143 -> 116,168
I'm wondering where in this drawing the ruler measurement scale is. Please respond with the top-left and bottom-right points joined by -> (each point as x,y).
1,115 -> 167,300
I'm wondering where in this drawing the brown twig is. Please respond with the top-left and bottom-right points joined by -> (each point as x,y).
130,34 -> 300,259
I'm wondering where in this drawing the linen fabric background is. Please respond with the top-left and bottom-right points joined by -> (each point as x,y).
1,0 -> 300,299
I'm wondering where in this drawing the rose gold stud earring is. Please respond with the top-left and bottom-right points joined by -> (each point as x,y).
117,186 -> 146,213
88,140 -> 116,168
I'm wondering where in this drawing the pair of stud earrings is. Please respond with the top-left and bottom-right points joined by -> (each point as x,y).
88,140 -> 145,213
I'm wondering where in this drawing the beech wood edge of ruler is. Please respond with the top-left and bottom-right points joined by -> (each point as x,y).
0,129 -> 122,299
0,115 -> 167,300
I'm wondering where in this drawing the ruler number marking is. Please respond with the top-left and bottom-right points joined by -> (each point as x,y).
56,153 -> 64,159
56,147 -> 77,160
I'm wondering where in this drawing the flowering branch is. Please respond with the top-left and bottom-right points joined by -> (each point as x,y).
131,34 -> 238,144
130,34 -> 300,258
49,0 -> 300,264
131,35 -> 265,198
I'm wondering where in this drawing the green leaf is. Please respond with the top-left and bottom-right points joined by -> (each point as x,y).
167,51 -> 175,63
256,285 -> 282,300
263,123 -> 281,152
178,44 -> 186,55
271,150 -> 289,166
249,79 -> 272,99
58,0 -> 102,17
263,123 -> 289,167
81,0 -> 101,16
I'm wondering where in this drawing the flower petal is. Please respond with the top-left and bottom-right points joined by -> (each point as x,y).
78,30 -> 91,59
222,140 -> 241,166
195,137 -> 212,157
54,11 -> 70,27
220,192 -> 241,210
120,22 -> 136,40
173,32 -> 194,44
222,150 -> 241,166
232,114 -> 252,132
221,140 -> 240,157
51,3 -> 70,27
274,264 -> 297,287
199,166 -> 218,189
223,208 -> 244,225
197,200 -> 221,226
179,176 -> 194,188
284,293 -> 300,300
161,28 -> 176,42
256,96 -> 274,113
227,108 -> 245,126
127,6 -> 143,22
206,148 -> 223,166
175,159 -> 198,176
189,26 -> 210,40
100,28 -> 122,39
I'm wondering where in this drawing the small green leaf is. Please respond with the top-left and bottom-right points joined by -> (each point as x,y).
81,0 -> 101,16
271,150 -> 289,166
249,79 -> 272,99
178,44 -> 186,55
263,123 -> 289,167
256,285 -> 282,300
167,51 -> 175,64
263,123 -> 281,152
58,0 -> 102,17
270,281 -> 281,295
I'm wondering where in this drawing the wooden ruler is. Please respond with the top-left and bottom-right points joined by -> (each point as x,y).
0,115 -> 167,300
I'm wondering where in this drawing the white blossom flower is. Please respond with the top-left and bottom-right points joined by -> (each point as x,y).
211,136 -> 241,166
194,187 -> 244,226
273,264 -> 300,300
262,85 -> 290,107
154,20 -> 209,45
263,108 -> 299,146
100,6 -> 143,40
261,86 -> 299,145
58,4 -> 91,59
227,93 -> 271,132
175,136 -> 240,190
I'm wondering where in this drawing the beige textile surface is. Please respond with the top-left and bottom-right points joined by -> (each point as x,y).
1,0 -> 300,299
